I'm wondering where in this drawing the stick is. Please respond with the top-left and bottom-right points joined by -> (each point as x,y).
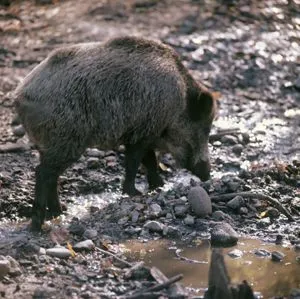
95,247 -> 132,267
210,191 -> 295,221
124,274 -> 183,299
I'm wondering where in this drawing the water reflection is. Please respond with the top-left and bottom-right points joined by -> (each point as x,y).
123,238 -> 300,297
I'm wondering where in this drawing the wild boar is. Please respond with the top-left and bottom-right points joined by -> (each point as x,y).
14,36 -> 217,230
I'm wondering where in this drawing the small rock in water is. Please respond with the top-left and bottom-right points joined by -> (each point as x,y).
211,223 -> 239,246
12,125 -> 25,137
227,195 -> 245,210
228,249 -> 243,259
46,246 -> 72,259
188,186 -> 212,217
271,251 -> 285,262
174,205 -> 188,217
149,203 -> 162,216
83,229 -> 98,240
73,240 -> 95,252
254,249 -> 271,257
144,221 -> 164,233
184,214 -> 195,226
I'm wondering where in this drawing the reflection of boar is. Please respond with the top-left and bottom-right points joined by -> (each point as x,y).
14,36 -> 217,230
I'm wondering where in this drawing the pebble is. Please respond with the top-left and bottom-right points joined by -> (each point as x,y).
271,251 -> 285,262
0,259 -> 10,279
240,207 -> 248,214
254,249 -> 271,257
184,214 -> 195,226
295,244 -> 300,251
212,210 -> 233,222
5,256 -> 22,276
227,195 -> 244,210
228,249 -> 243,259
86,148 -> 105,158
149,203 -> 162,216
174,205 -> 188,217
46,247 -> 72,259
188,186 -> 212,217
131,210 -> 140,223
33,287 -> 56,299
83,229 -> 98,240
73,240 -> 95,252
86,157 -> 100,169
12,125 -> 25,137
144,220 -> 164,233
221,135 -> 239,145
211,223 -> 239,246
232,144 -> 244,155
166,226 -> 182,238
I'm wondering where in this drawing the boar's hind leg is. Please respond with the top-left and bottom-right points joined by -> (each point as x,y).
32,149 -> 82,231
142,149 -> 164,191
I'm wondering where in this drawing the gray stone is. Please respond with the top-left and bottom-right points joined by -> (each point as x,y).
227,196 -> 244,210
211,223 -> 239,246
232,144 -> 244,155
5,256 -> 22,276
131,210 -> 140,223
33,287 -> 56,299
12,125 -> 25,137
166,226 -> 182,238
86,157 -> 100,169
83,229 -> 98,240
0,259 -> 10,279
46,247 -> 72,259
254,249 -> 271,257
228,249 -> 243,259
184,214 -> 195,226
271,251 -> 285,262
86,148 -> 105,158
174,205 -> 188,217
221,135 -> 238,145
289,288 -> 300,299
73,240 -> 95,252
188,186 -> 212,217
212,210 -> 233,222
149,203 -> 162,216
144,221 -> 164,233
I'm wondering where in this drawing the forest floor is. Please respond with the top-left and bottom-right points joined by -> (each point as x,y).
0,0 -> 299,298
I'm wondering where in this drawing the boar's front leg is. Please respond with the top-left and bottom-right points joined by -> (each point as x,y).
142,149 -> 164,191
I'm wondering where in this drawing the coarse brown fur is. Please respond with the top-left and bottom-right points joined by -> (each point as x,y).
14,36 -> 217,230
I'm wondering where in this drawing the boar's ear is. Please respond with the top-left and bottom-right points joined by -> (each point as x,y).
187,89 -> 216,122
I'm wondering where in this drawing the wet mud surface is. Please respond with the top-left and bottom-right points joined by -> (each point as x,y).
0,0 -> 300,298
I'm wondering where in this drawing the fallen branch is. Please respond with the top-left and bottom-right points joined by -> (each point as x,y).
210,191 -> 295,221
95,247 -> 132,267
175,249 -> 208,264
124,274 -> 183,299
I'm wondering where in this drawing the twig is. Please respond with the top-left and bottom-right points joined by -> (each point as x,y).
175,249 -> 208,264
210,191 -> 295,221
124,274 -> 183,299
95,247 -> 132,267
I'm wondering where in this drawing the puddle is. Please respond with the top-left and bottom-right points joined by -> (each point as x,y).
123,238 -> 300,298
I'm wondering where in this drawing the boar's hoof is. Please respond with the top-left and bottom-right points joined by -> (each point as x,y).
148,176 -> 164,191
122,183 -> 142,197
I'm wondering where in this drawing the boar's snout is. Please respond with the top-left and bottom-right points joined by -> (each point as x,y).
190,160 -> 211,181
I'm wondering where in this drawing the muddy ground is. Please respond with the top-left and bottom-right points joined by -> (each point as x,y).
0,0 -> 299,298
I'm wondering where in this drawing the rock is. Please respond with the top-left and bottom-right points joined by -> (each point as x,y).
149,203 -> 162,216
188,186 -> 212,217
289,288 -> 300,299
184,215 -> 195,225
83,229 -> 98,240
232,144 -> 244,155
33,287 -> 56,299
265,207 -> 280,219
39,248 -> 46,255
212,210 -> 233,222
228,249 -> 243,258
221,135 -> 238,145
118,216 -> 129,225
86,157 -> 100,169
166,226 -> 182,238
295,244 -> 300,251
174,205 -> 188,217
254,249 -> 271,257
239,207 -> 248,214
211,223 -> 239,246
0,259 -> 10,279
144,221 -> 164,233
12,125 -> 25,137
271,251 -> 285,262
46,246 -> 72,259
275,234 -> 284,245
86,148 -> 105,158
5,256 -> 22,276
73,240 -> 95,252
131,210 -> 140,223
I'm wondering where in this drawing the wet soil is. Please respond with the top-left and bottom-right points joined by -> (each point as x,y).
0,0 -> 300,298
